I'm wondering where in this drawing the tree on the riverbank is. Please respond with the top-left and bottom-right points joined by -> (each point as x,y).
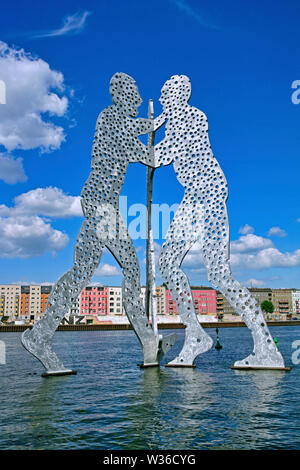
261,300 -> 274,313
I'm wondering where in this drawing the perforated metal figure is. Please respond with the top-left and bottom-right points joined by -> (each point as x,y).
22,73 -> 175,375
154,75 -> 285,369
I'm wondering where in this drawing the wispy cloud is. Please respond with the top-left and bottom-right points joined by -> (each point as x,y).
169,0 -> 219,30
238,224 -> 254,235
268,226 -> 287,238
246,278 -> 265,287
32,11 -> 92,39
95,264 -> 120,277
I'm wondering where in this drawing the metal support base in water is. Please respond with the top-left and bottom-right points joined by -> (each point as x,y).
231,366 -> 291,371
138,363 -> 159,368
41,370 -> 77,378
165,364 -> 196,368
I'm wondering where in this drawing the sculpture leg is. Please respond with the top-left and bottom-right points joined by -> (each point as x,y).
107,218 -> 176,366
158,203 -> 213,367
201,202 -> 285,369
22,221 -> 103,375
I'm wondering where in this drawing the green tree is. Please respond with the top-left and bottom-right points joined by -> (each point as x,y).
261,300 -> 274,314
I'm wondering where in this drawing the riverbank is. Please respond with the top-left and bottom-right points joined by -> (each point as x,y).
1,320 -> 300,332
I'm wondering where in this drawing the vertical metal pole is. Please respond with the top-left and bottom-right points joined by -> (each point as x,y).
146,99 -> 158,337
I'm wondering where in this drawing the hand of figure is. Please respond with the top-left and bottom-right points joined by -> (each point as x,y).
153,112 -> 166,132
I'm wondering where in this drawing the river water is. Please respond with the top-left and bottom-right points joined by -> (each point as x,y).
0,326 -> 299,449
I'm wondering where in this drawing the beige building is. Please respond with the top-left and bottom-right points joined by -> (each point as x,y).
139,285 -> 167,316
249,288 -> 273,307
292,290 -> 300,316
216,291 -> 236,316
27,285 -> 42,321
271,289 -> 293,315
0,284 -> 21,319
108,286 -> 124,315
216,288 -> 274,317
21,285 -> 47,321
155,285 -> 167,315
68,297 -> 81,316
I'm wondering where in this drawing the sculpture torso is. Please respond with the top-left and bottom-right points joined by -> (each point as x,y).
81,105 -> 136,216
165,105 -> 228,201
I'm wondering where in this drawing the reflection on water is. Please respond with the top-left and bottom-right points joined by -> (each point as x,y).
234,369 -> 284,408
228,371 -> 286,449
22,375 -> 76,448
124,367 -> 215,449
0,327 -> 299,449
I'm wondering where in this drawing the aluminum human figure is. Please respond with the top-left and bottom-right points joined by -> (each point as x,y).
154,75 -> 285,369
22,73 -> 175,375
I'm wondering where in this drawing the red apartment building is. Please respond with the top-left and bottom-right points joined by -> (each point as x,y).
80,286 -> 109,315
165,287 -> 216,315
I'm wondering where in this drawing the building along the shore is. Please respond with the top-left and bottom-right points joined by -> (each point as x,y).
0,284 -> 299,324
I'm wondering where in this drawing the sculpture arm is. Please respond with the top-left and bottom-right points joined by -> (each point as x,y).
132,118 -> 153,136
131,112 -> 166,134
153,139 -> 174,167
127,139 -> 156,167
127,115 -> 157,167
153,112 -> 166,131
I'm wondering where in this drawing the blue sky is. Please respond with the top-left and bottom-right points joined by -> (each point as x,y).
0,0 -> 300,289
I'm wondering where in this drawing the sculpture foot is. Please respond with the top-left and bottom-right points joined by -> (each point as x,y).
22,328 -> 71,375
42,370 -> 77,377
165,363 -> 196,368
157,333 -> 177,363
138,362 -> 159,368
166,333 -> 213,367
233,348 -> 286,370
142,336 -> 161,366
141,332 -> 177,367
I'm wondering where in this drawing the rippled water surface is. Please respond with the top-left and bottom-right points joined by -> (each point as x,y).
0,326 -> 299,449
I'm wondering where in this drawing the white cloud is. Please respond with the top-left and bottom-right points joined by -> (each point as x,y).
169,0 -> 218,30
0,187 -> 82,218
230,248 -> 300,270
13,280 -> 54,286
95,263 -> 120,276
268,226 -> 287,237
231,234 -> 273,253
246,278 -> 265,287
33,11 -> 92,38
238,224 -> 254,235
0,153 -> 27,183
182,241 -> 204,269
0,215 -> 68,258
0,41 -> 69,152
180,232 -> 300,272
0,186 -> 83,258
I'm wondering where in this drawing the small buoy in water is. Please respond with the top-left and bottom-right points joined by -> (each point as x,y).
274,337 -> 278,347
215,327 -> 222,350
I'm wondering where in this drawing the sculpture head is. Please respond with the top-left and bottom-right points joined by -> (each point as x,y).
159,75 -> 191,111
109,73 -> 142,117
